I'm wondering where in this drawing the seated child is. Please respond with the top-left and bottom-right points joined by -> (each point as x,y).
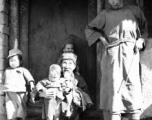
2,49 -> 35,120
36,64 -> 64,120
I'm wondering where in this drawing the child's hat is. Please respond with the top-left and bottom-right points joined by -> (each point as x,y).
7,49 -> 23,59
58,53 -> 77,65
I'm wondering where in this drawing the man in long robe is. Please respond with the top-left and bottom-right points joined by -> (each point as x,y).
85,0 -> 148,120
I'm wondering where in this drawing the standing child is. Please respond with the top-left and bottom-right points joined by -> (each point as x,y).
2,49 -> 35,120
36,64 -> 64,120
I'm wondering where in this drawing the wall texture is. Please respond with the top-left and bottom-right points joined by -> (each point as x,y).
140,38 -> 152,119
0,0 -> 9,119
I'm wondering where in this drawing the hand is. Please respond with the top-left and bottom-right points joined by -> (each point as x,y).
29,82 -> 35,91
39,89 -> 56,98
136,38 -> 144,50
100,36 -> 108,46
67,81 -> 73,89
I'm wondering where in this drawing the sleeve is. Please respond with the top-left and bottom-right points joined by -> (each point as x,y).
36,79 -> 47,92
56,89 -> 64,100
85,10 -> 106,46
75,74 -> 90,96
137,8 -> 148,40
129,6 -> 148,40
23,68 -> 35,83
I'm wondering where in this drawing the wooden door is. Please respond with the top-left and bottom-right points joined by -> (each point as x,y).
28,0 -> 97,108
29,0 -> 88,81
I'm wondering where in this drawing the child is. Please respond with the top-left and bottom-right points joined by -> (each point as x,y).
36,64 -> 64,120
2,49 -> 35,120
58,36 -> 80,75
60,70 -> 81,118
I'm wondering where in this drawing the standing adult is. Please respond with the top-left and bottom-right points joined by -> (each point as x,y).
85,0 -> 148,120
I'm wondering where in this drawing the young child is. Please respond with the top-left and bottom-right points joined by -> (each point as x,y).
58,37 -> 80,75
2,49 -> 35,120
36,64 -> 64,120
61,70 -> 81,118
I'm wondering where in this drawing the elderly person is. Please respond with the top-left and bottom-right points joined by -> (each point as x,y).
85,0 -> 148,120
40,52 -> 92,120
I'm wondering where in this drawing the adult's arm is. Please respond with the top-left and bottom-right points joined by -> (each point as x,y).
128,6 -> 148,39
85,10 -> 106,46
75,74 -> 90,95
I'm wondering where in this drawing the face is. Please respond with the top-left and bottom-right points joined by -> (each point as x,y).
48,70 -> 60,82
63,43 -> 74,53
108,0 -> 123,9
9,55 -> 20,69
61,59 -> 76,74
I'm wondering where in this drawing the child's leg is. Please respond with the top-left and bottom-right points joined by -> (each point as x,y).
5,92 -> 18,119
44,98 -> 56,120
65,92 -> 73,117
15,92 -> 27,119
47,116 -> 53,120
54,103 -> 61,120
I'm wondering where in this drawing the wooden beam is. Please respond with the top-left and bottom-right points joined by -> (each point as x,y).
19,0 -> 29,68
88,0 -> 97,109
9,0 -> 19,49
96,0 -> 105,110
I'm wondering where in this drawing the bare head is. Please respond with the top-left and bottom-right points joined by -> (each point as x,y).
48,64 -> 61,82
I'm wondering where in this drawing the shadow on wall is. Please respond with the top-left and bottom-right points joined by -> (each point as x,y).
140,38 -> 152,119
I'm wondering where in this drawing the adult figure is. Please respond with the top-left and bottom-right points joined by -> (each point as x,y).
40,52 -> 92,120
85,0 -> 148,120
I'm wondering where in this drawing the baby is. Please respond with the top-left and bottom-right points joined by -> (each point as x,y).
36,64 -> 64,120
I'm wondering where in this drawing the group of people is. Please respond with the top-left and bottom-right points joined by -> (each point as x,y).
1,38 -> 93,120
0,0 -> 149,120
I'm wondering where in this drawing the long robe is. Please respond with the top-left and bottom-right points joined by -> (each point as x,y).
85,5 -> 148,113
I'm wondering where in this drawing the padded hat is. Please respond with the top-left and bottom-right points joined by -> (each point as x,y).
58,53 -> 77,65
7,49 -> 23,59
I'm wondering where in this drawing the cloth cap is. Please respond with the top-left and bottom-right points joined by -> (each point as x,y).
58,53 -> 77,65
7,49 -> 23,59
62,36 -> 75,50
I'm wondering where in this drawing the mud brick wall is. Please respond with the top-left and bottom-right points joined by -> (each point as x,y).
140,38 -> 152,119
0,0 -> 9,120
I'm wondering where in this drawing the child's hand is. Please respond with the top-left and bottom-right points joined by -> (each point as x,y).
29,81 -> 35,91
39,89 -> 56,98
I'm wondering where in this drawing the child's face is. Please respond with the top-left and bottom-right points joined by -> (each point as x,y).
63,43 -> 74,53
48,70 -> 60,82
9,55 -> 20,68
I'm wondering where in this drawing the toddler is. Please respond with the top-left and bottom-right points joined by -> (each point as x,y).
2,49 -> 35,120
61,71 -> 81,117
36,64 -> 64,120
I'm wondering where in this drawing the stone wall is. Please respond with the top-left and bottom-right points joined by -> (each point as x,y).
0,0 -> 9,120
140,38 -> 152,119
